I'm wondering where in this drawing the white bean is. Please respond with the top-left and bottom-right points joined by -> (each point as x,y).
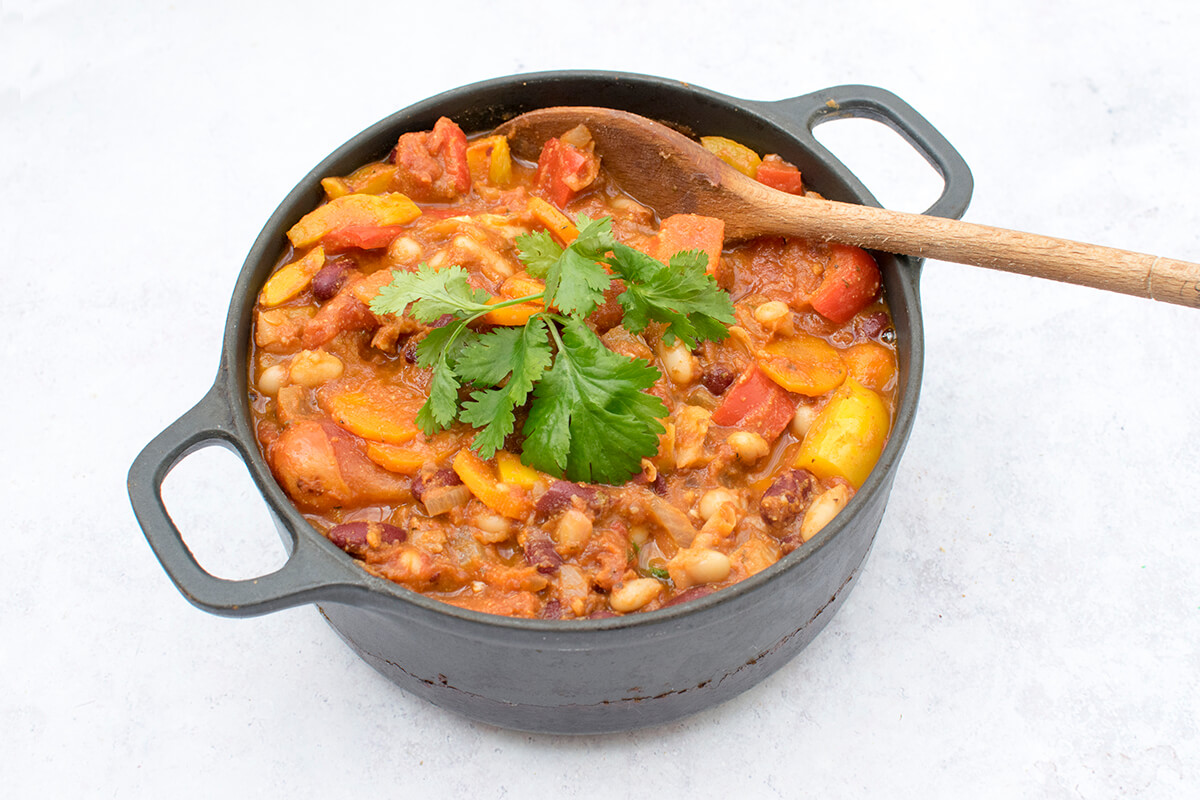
753,300 -> 794,335
257,364 -> 289,396
800,483 -> 853,542
289,349 -> 344,387
697,488 -> 737,521
658,340 -> 698,386
727,431 -> 770,463
680,548 -> 731,585
791,403 -> 819,439
554,508 -> 593,556
387,236 -> 423,267
609,578 -> 663,613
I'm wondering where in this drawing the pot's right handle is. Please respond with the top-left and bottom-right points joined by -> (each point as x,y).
760,84 -> 974,221
128,381 -> 358,617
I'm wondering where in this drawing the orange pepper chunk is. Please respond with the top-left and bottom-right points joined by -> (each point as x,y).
287,192 -> 421,249
452,448 -> 532,520
842,341 -> 898,393
259,246 -> 325,307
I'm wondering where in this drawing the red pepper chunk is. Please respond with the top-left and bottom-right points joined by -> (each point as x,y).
534,137 -> 598,207
809,244 -> 882,324
322,224 -> 407,253
711,364 -> 797,442
755,155 -> 805,195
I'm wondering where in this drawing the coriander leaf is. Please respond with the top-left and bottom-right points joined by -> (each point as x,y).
538,215 -> 615,318
523,317 -> 666,484
606,242 -> 735,348
412,319 -> 479,433
370,263 -> 491,322
514,230 -> 562,279
412,321 -> 466,370
458,318 -> 554,458
416,346 -> 463,433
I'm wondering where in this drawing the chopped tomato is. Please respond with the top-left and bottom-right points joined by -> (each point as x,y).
534,137 -> 598,207
711,364 -> 796,442
390,116 -> 471,202
809,244 -> 882,324
322,224 -> 407,252
654,214 -> 725,274
755,154 -> 805,194
428,117 -> 470,195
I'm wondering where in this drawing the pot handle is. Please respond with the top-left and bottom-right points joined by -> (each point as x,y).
127,381 -> 358,617
758,84 -> 974,221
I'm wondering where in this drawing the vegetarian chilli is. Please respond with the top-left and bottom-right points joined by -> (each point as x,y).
249,116 -> 898,619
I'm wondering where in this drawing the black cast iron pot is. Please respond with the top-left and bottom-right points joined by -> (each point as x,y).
127,71 -> 972,734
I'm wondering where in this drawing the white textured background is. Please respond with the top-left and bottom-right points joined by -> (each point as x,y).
3,1 -> 1198,797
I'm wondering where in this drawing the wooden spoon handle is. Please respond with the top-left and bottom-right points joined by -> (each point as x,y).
769,198 -> 1200,307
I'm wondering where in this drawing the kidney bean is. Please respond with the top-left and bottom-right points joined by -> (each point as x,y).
700,365 -> 736,396
328,521 -> 407,555
411,468 -> 462,503
539,599 -> 565,620
311,258 -> 352,301
535,481 -> 600,521
663,585 -> 715,607
523,531 -> 562,574
857,311 -> 891,340
759,469 -> 819,528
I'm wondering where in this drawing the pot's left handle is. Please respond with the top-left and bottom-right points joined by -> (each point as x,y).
128,382 -> 349,617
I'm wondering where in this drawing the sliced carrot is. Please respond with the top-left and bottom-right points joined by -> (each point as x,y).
655,214 -> 725,274
527,196 -> 578,245
365,431 -> 466,474
757,333 -> 847,396
452,448 -> 532,520
320,387 -> 421,445
482,298 -> 544,326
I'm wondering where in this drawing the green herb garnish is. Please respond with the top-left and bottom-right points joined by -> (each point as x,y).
369,214 -> 735,484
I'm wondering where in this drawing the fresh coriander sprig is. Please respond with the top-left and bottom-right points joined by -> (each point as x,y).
370,214 -> 736,484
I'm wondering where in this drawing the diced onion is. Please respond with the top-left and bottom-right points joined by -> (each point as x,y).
422,484 -> 473,516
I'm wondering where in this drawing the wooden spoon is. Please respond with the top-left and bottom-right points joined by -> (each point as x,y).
497,107 -> 1200,308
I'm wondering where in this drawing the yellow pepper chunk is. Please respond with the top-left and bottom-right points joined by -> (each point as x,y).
793,379 -> 889,488
496,450 -> 542,489
287,192 -> 421,248
258,246 -> 325,307
700,136 -> 762,178
453,449 -> 532,519
466,135 -> 513,186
